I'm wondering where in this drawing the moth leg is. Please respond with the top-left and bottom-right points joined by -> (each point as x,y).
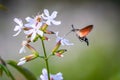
84,37 -> 89,46
76,34 -> 82,42
79,37 -> 89,46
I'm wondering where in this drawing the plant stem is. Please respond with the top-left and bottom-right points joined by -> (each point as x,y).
41,39 -> 50,80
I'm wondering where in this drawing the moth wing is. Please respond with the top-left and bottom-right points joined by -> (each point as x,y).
79,25 -> 93,37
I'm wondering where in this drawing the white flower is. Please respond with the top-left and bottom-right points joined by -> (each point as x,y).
40,68 -> 63,80
25,14 -> 43,28
24,22 -> 43,41
13,18 -> 23,36
56,32 -> 74,46
24,15 -> 44,42
42,9 -> 61,25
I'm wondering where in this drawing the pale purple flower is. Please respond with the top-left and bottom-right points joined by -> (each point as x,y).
24,22 -> 43,41
24,15 -> 44,41
13,18 -> 23,36
25,14 -> 43,28
40,68 -> 63,80
56,32 -> 74,46
42,9 -> 61,25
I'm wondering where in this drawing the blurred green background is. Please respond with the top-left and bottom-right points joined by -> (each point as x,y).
0,0 -> 120,80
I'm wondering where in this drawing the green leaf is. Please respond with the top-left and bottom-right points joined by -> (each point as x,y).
0,67 -> 3,76
7,60 -> 37,80
0,64 -> 15,80
0,64 -> 9,76
0,64 -> 3,76
0,57 -> 15,80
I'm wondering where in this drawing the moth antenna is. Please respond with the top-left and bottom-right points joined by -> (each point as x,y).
71,24 -> 77,32
71,24 -> 75,30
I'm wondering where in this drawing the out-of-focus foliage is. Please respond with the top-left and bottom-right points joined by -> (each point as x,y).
7,60 -> 37,80
0,4 -> 7,11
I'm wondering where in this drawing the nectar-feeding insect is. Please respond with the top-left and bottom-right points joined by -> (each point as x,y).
71,24 -> 93,46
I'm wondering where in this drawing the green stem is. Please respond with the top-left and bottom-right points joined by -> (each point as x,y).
41,39 -> 50,80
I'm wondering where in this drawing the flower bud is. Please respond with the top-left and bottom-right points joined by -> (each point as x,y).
27,44 -> 38,54
54,49 -> 67,57
33,34 -> 39,42
44,30 -> 55,34
19,40 -> 38,54
41,36 -> 50,41
52,40 -> 61,54
41,24 -> 48,31
17,54 -> 38,66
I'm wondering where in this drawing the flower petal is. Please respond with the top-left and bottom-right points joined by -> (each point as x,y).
25,17 -> 34,22
62,39 -> 74,46
52,20 -> 61,25
31,32 -> 36,41
42,68 -> 47,75
24,23 -> 33,28
50,72 -> 63,80
55,32 -> 73,46
24,29 -> 33,35
44,9 -> 49,17
55,32 -> 59,36
55,72 -> 63,80
19,46 -> 26,54
14,18 -> 20,24
14,18 -> 23,26
13,30 -> 21,36
36,22 -> 42,29
40,68 -> 48,80
17,60 -> 26,66
41,13 -> 48,20
14,26 -> 20,31
46,20 -> 51,25
51,11 -> 57,18
37,30 -> 43,37
40,68 -> 63,80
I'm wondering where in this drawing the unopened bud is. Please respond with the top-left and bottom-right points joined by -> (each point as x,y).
41,24 -> 48,31
52,40 -> 61,53
54,49 -> 67,57
44,30 -> 55,34
17,54 -> 38,66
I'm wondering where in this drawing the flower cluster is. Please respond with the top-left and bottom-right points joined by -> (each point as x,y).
13,9 -> 74,80
13,9 -> 61,41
